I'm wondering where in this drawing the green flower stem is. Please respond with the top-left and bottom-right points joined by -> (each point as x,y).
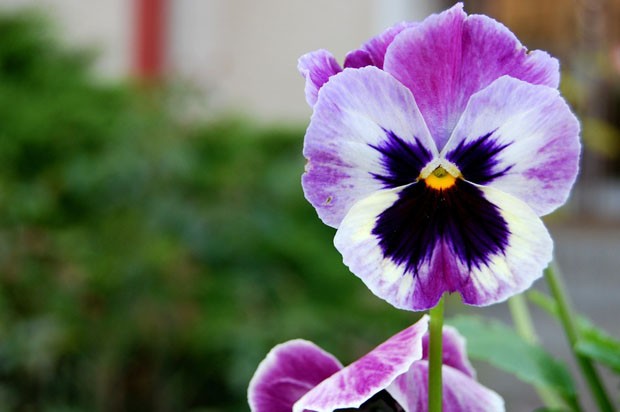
544,262 -> 614,412
508,294 -> 576,410
428,295 -> 445,412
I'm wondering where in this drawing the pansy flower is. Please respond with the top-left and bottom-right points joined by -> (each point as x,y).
299,3 -> 580,310
248,315 -> 504,411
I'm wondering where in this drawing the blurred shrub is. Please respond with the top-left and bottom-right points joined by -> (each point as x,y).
0,11 -> 413,412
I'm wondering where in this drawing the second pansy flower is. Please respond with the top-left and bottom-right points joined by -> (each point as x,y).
299,3 -> 580,310
248,316 -> 504,412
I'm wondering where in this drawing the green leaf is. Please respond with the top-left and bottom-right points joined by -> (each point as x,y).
575,334 -> 620,374
576,318 -> 620,374
528,291 -> 620,374
448,315 -> 577,404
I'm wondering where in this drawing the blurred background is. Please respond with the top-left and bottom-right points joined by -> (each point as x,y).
0,0 -> 618,411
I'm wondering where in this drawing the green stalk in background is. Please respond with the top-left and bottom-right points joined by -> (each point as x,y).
544,262 -> 614,412
508,294 -> 579,411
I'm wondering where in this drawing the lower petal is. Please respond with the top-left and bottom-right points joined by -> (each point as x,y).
248,340 -> 342,412
333,185 -> 446,311
293,317 -> 428,412
334,181 -> 552,310
388,362 -> 505,412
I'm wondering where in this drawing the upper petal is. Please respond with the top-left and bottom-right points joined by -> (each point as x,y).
248,340 -> 342,412
388,361 -> 505,412
443,76 -> 580,216
344,21 -> 418,69
383,4 -> 466,149
293,316 -> 429,412
384,3 -> 559,149
302,66 -> 437,228
299,21 -> 418,107
298,49 -> 343,107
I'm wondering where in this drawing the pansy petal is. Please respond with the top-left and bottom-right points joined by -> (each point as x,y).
422,326 -> 476,378
248,340 -> 342,412
443,76 -> 580,216
333,185 -> 448,311
456,184 -> 553,306
460,14 -> 559,90
293,316 -> 429,412
383,4 -> 466,149
334,179 -> 552,310
344,21 -> 417,69
388,362 -> 505,412
384,3 -> 559,149
302,66 -> 437,228
298,49 -> 342,107
342,49 -> 374,69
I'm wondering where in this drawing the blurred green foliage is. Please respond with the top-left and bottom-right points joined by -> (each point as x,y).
0,11 -> 414,412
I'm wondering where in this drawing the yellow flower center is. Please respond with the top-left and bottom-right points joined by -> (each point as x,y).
424,166 -> 457,190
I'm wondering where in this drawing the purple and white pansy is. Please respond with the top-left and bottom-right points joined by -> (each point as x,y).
248,315 -> 504,412
299,3 -> 580,310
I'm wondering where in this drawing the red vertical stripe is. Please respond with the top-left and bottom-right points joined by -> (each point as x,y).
134,0 -> 166,80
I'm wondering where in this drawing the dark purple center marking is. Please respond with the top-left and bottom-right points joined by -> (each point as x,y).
372,179 -> 510,275
335,390 -> 404,412
370,130 -> 433,188
445,131 -> 513,185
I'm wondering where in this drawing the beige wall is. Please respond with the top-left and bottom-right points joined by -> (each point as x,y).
194,0 -> 376,121
168,0 -> 438,121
